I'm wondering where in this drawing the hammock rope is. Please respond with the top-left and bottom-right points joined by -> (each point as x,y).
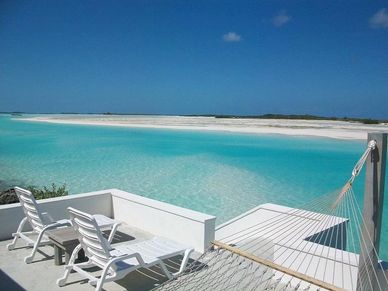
154,140 -> 387,291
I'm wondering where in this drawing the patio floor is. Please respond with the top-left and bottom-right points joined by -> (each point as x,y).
0,224 -> 194,291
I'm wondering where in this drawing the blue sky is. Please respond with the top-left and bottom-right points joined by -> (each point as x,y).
1,1 -> 388,118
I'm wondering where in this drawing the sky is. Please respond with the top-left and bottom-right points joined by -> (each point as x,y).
1,1 -> 388,118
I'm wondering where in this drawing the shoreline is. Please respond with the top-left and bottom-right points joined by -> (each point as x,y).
17,115 -> 388,140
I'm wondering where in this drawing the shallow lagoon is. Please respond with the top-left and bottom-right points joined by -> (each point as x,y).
1,115 -> 387,258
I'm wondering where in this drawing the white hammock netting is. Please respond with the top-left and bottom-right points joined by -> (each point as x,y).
154,140 -> 388,291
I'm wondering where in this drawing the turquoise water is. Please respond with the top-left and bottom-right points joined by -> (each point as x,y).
1,115 -> 387,258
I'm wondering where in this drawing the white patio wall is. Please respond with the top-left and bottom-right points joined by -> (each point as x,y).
0,189 -> 215,252
0,190 -> 112,241
111,189 -> 215,252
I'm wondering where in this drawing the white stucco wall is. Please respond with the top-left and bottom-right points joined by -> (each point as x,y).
111,189 -> 216,252
0,190 -> 112,241
0,189 -> 216,252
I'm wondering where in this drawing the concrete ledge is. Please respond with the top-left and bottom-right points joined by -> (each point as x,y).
111,189 -> 216,252
0,189 -> 216,252
0,190 -> 112,241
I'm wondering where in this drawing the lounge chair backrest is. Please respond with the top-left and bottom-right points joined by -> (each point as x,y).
14,187 -> 45,231
67,207 -> 112,266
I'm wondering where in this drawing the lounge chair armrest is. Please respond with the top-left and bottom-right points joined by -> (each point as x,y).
42,220 -> 71,232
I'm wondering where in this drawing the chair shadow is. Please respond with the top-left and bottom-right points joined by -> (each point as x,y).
32,249 -> 55,262
8,244 -> 55,263
9,245 -> 32,251
104,230 -> 136,244
114,256 -> 203,291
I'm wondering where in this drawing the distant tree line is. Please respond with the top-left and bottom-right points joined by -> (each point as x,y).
212,114 -> 382,124
2,111 -> 385,124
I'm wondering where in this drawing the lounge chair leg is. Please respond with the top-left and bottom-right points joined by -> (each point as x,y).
24,225 -> 49,263
57,244 -> 82,287
95,265 -> 110,291
159,261 -> 173,280
174,249 -> 193,276
6,217 -> 28,250
24,233 -> 43,263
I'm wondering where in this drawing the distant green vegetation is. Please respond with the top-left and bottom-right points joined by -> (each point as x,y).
212,114 -> 382,124
2,111 -> 384,124
26,183 -> 68,200
0,183 -> 68,205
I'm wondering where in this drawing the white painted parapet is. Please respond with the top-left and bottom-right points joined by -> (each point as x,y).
111,189 -> 216,252
0,189 -> 216,252
0,190 -> 112,241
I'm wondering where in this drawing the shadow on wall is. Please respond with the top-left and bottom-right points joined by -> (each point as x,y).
305,221 -> 348,250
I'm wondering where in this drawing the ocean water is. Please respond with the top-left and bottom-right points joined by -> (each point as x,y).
1,115 -> 387,258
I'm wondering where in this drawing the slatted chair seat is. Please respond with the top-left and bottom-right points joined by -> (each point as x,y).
111,236 -> 190,265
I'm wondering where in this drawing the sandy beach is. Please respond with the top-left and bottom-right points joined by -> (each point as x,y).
19,114 -> 388,140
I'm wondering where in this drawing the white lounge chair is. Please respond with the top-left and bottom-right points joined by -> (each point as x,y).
7,187 -> 120,264
57,207 -> 193,291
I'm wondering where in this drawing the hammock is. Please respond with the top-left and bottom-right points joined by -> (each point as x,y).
155,138 -> 388,291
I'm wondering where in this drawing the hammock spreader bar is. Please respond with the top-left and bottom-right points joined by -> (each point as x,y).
212,240 -> 346,291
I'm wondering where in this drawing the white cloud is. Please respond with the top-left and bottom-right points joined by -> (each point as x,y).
222,32 -> 241,42
272,10 -> 291,27
369,8 -> 388,28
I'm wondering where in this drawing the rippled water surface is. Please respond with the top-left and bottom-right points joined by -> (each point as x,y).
1,115 -> 387,258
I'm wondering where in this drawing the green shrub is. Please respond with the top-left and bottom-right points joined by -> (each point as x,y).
0,189 -> 18,204
0,183 -> 68,205
27,183 -> 68,199
360,119 -> 379,125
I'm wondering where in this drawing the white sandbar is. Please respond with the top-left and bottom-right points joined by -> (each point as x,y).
19,114 -> 388,140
